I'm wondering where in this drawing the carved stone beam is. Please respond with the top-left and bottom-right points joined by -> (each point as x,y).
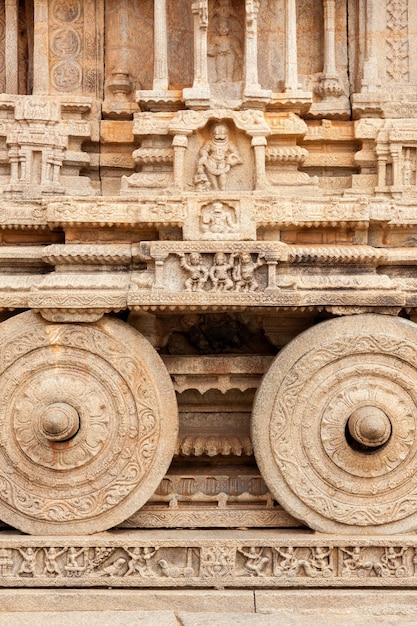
33,0 -> 49,95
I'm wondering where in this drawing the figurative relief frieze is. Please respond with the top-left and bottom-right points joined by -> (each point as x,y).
179,251 -> 265,293
0,539 -> 417,586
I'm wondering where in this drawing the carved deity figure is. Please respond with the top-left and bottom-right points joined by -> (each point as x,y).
340,547 -> 373,577
194,123 -> 242,191
43,547 -> 67,576
125,547 -> 159,577
65,547 -> 88,576
210,252 -> 234,291
180,253 -> 209,292
238,547 -> 269,577
208,19 -> 242,83
232,252 -> 264,292
377,547 -> 407,577
273,546 -> 298,576
201,202 -> 238,235
17,547 -> 38,576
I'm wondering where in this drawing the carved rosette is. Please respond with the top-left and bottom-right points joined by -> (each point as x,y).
252,314 -> 417,534
0,311 -> 178,535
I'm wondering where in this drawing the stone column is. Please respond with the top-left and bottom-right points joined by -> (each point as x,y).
361,0 -> 380,90
284,0 -> 299,92
172,135 -> 188,190
251,137 -> 268,190
243,0 -> 271,104
322,0 -> 337,76
183,0 -> 210,104
316,0 -> 344,98
33,0 -> 49,94
5,0 -> 18,93
244,0 -> 260,91
376,145 -> 389,192
153,0 -> 169,90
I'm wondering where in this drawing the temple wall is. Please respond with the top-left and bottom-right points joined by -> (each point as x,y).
0,1 -> 415,618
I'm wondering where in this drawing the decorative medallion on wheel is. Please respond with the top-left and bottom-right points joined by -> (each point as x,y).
252,314 -> 417,534
0,311 -> 178,535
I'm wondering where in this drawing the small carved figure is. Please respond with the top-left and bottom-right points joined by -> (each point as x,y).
377,547 -> 408,577
340,547 -> 373,577
238,547 -> 269,577
273,546 -> 298,576
201,202 -> 238,235
210,252 -> 234,291
17,547 -> 38,577
43,547 -> 67,576
158,555 -> 195,579
232,253 -> 264,292
201,546 -> 233,577
98,557 -> 126,577
64,547 -> 88,576
180,253 -> 209,292
208,19 -> 242,83
194,124 -> 242,191
124,547 -> 159,577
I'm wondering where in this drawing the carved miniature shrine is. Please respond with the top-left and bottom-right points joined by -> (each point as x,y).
1,0 -> 417,613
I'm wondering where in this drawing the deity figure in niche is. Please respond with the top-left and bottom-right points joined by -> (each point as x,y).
208,19 -> 242,83
194,123 -> 242,191
208,0 -> 243,84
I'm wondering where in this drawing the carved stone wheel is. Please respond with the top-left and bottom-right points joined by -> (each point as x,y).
0,311 -> 178,535
252,314 -> 417,534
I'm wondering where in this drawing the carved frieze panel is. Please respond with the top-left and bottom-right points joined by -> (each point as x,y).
0,532 -> 417,587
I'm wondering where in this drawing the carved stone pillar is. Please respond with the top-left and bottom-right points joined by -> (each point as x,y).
316,0 -> 344,99
183,0 -> 210,107
243,0 -> 270,106
172,134 -> 188,190
33,0 -> 49,95
5,0 -> 18,93
284,0 -> 299,92
153,0 -> 169,90
251,136 -> 268,190
361,0 -> 380,90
